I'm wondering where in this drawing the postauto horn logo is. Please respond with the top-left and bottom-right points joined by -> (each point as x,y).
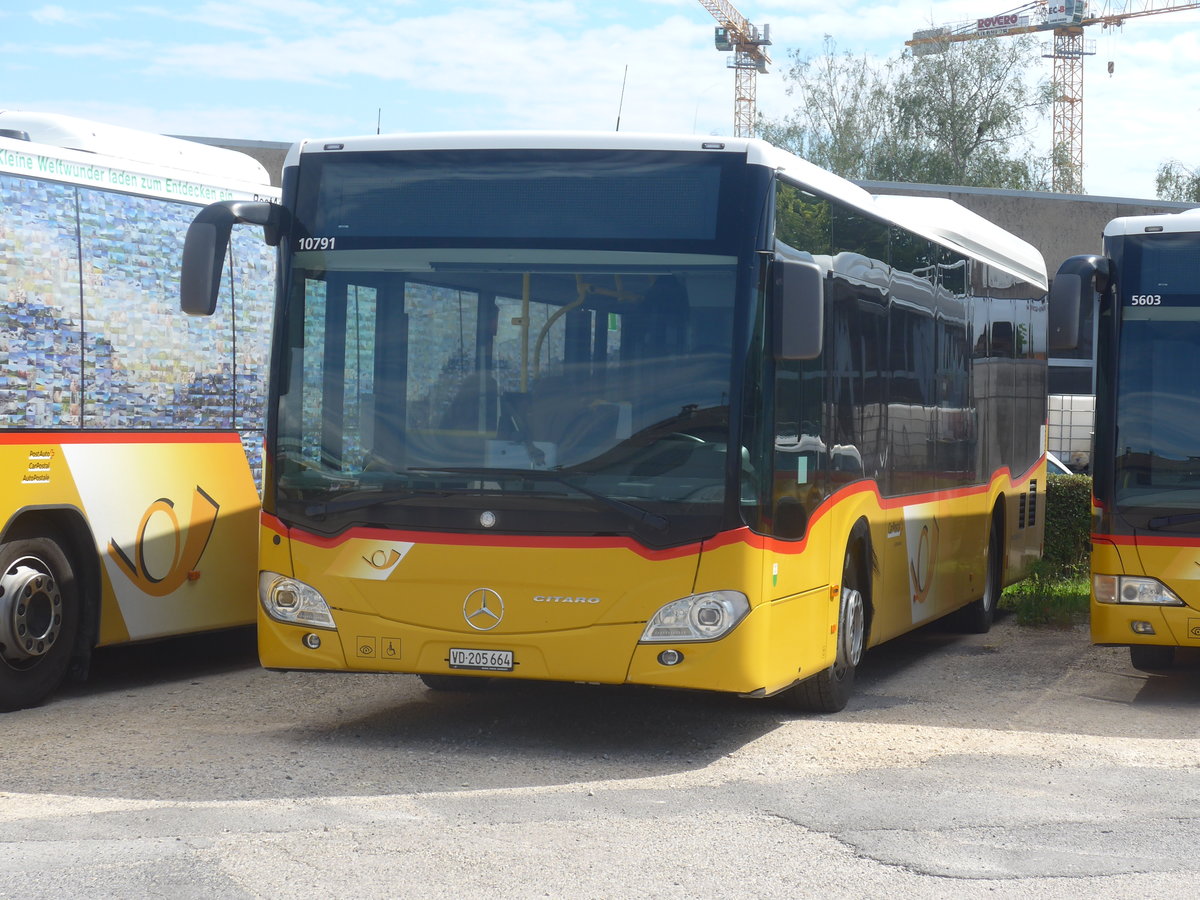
108,487 -> 219,596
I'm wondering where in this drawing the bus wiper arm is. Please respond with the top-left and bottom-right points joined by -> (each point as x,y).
1146,512 -> 1200,529
304,488 -> 453,518
408,467 -> 669,532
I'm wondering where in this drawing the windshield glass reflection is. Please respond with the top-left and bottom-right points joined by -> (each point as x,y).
1114,306 -> 1200,525
275,251 -> 739,537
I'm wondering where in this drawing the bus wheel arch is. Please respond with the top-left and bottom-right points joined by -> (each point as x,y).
959,501 -> 1005,634
0,509 -> 98,711
780,517 -> 873,714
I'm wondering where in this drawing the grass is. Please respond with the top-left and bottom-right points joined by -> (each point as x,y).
1000,559 -> 1090,627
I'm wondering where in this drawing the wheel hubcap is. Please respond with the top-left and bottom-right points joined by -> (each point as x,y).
840,586 -> 865,668
0,557 -> 63,664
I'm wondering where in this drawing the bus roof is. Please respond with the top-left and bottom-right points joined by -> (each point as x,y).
1104,206 -> 1200,237
283,130 -> 1046,289
0,110 -> 270,185
870,194 -> 1047,291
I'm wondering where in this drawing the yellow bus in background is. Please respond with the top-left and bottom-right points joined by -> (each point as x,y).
0,111 -> 277,710
183,133 -> 1048,712
1054,209 -> 1200,672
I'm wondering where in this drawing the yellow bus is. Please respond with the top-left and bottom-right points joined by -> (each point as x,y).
1053,209 -> 1200,672
182,134 -> 1048,711
0,112 -> 277,710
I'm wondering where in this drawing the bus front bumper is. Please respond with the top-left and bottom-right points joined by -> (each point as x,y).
257,586 -> 833,696
1091,598 -> 1200,648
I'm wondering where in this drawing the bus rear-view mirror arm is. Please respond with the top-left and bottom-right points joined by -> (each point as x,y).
181,200 -> 286,316
773,256 -> 824,360
1049,254 -> 1110,352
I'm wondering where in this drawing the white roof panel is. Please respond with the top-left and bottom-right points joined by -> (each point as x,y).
0,110 -> 271,185
871,193 -> 1047,291
1104,206 -> 1200,237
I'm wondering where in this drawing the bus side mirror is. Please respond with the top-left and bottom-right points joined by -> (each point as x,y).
1049,254 -> 1110,351
773,257 -> 824,360
181,200 -> 284,316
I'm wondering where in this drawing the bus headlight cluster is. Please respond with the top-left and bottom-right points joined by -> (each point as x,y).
1093,574 -> 1184,607
259,571 -> 338,629
640,591 -> 749,643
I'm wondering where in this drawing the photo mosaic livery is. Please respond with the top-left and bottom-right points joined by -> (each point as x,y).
0,111 -> 277,710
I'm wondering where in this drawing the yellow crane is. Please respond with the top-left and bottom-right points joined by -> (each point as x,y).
696,1 -> 772,137
907,1 -> 1200,193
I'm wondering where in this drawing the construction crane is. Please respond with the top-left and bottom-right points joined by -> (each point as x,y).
696,1 -> 772,138
907,0 -> 1200,193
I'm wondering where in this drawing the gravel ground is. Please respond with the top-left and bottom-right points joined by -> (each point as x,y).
2,612 -> 1197,898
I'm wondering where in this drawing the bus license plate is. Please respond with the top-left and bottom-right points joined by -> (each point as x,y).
449,648 -> 514,671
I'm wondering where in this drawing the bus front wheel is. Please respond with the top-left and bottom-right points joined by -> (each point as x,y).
419,673 -> 490,692
0,537 -> 81,712
781,543 -> 866,714
1129,644 -> 1175,673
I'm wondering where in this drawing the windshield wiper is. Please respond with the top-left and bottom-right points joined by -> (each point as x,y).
408,467 -> 669,532
303,487 -> 455,518
1146,512 -> 1200,530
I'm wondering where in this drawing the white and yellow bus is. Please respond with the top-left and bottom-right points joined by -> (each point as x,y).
0,111 -> 277,710
1053,208 -> 1200,672
183,133 -> 1048,712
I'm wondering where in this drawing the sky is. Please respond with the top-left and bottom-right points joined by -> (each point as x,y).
3,0 -> 1200,200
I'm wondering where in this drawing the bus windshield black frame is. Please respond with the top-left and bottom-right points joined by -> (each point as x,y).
291,148 -> 750,253
1109,231 -> 1200,531
269,148 -> 764,549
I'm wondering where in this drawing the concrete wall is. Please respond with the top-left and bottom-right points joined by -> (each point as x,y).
863,179 -> 1195,276
177,135 -> 289,187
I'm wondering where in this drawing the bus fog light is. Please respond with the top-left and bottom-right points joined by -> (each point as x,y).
259,571 -> 337,629
641,591 -> 749,643
302,632 -> 322,649
657,649 -> 684,666
1131,621 -> 1156,635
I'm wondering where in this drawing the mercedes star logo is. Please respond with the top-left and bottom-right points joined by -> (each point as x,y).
463,588 -> 504,631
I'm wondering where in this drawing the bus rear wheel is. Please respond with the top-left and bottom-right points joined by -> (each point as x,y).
781,544 -> 866,714
959,513 -> 1002,634
0,537 -> 80,712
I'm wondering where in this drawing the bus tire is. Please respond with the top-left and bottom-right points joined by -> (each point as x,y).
782,541 -> 867,714
0,536 -> 81,712
960,511 -> 1003,634
419,673 -> 490,692
1129,644 -> 1175,673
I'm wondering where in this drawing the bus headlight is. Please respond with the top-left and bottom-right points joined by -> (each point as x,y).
1093,574 -> 1184,606
640,591 -> 750,642
259,571 -> 338,629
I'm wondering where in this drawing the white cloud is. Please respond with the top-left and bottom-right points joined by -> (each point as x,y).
31,4 -> 116,26
7,1 -> 1200,198
31,4 -> 70,25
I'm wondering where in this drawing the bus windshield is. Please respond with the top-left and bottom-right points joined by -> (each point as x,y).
272,149 -> 754,546
1113,232 -> 1200,527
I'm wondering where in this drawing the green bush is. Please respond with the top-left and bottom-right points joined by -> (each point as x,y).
1001,560 -> 1089,626
1000,473 -> 1093,626
1043,473 -> 1091,569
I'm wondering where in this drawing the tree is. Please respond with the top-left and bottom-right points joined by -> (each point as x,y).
1156,160 -> 1200,202
762,36 -> 1052,190
758,38 -> 897,181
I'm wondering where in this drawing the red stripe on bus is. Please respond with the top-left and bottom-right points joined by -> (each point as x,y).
273,464 -> 1033,560
1093,533 -> 1200,548
0,431 -> 245,445
284,523 -> 705,561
